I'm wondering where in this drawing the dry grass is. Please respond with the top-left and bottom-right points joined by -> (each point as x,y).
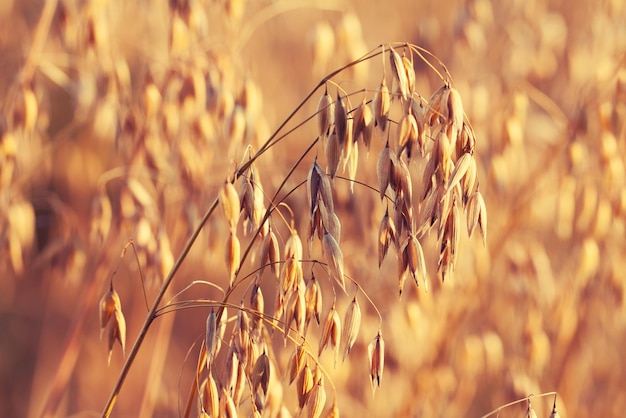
2,0 -> 626,417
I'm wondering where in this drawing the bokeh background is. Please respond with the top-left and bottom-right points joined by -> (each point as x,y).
1,0 -> 626,417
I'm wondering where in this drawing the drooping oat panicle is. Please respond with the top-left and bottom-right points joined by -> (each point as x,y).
322,230 -> 346,293
373,78 -> 390,132
378,207 -> 396,268
368,330 -> 385,396
306,381 -> 327,418
334,92 -> 348,147
317,86 -> 333,141
377,141 -> 392,200
220,180 -> 241,231
225,232 -> 241,287
325,129 -> 341,180
341,296 -> 361,361
389,46 -> 409,101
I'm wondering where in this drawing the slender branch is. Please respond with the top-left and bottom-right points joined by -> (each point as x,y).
101,196 -> 220,418
479,392 -> 558,418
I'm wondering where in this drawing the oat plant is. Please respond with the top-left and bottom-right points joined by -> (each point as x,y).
97,40 -> 489,418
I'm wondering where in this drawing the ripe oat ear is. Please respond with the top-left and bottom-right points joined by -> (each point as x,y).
341,296 -> 361,361
368,330 -> 384,396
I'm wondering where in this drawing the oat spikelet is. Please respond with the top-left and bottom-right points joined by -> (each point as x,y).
305,275 -> 323,327
325,130 -> 341,180
334,92 -> 348,147
220,386 -> 238,418
251,351 -> 270,396
205,308 -> 218,368
373,78 -> 390,132
389,46 -> 409,101
306,381 -> 327,418
378,208 -> 397,268
377,142 -> 392,200
288,344 -> 307,384
368,330 -> 385,396
447,86 -> 464,139
317,86 -> 333,141
99,287 -> 120,336
204,372 -> 220,417
402,54 -> 415,95
549,396 -> 561,418
107,309 -> 126,365
250,282 -> 264,333
341,296 -> 361,361
525,401 -> 538,418
447,152 -> 473,194
319,303 -> 341,366
322,230 -> 346,293
407,234 -> 427,290
307,159 -> 322,216
221,180 -> 241,231
398,111 -> 419,160
259,227 -> 280,279
353,97 -> 374,151
226,232 -> 241,287
297,363 -> 314,409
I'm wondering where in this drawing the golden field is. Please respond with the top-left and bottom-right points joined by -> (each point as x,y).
1,0 -> 625,417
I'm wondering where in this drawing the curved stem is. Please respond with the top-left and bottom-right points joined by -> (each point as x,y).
479,392 -> 558,418
101,196 -> 220,418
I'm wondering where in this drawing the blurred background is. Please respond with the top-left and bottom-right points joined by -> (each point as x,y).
1,0 -> 626,417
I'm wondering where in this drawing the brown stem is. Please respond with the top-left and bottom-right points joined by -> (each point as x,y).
101,196 -> 219,418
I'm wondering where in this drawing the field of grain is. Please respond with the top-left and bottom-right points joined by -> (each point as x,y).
1,0 -> 626,417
